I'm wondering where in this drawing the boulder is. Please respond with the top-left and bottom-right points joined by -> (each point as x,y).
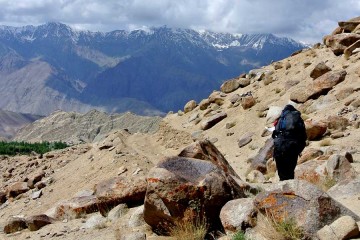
220,79 -> 240,93
7,182 -> 29,198
95,176 -> 147,216
26,214 -> 54,231
310,62 -> 331,79
326,154 -> 357,182
3,216 -> 27,234
238,132 -> 254,148
199,99 -> 211,110
339,17 -> 360,32
144,142 -> 247,235
238,78 -> 251,87
298,148 -> 324,164
178,140 -> 248,187
328,177 -> 360,200
27,170 -> 46,189
52,195 -> 99,220
291,70 -> 347,103
254,180 -> 360,237
220,198 -> 257,233
250,138 -> 274,173
82,213 -> 107,229
184,100 -> 197,113
295,160 -> 327,184
241,95 -> 256,110
317,215 -> 360,240
344,39 -> 360,58
200,112 -> 227,130
305,119 -> 327,140
229,94 -> 241,104
107,204 -> 129,222
323,33 -> 360,55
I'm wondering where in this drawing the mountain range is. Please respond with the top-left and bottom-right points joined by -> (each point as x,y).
0,22 -> 306,116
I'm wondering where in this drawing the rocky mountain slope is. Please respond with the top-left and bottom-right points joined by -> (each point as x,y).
0,22 -> 305,116
1,17 -> 360,239
0,109 -> 42,140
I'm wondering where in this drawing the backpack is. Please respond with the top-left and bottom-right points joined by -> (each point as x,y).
273,105 -> 307,143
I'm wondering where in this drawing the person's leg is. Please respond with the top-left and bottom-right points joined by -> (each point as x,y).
273,140 -> 298,181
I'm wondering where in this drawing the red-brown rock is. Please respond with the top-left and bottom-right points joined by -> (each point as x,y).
7,182 -> 29,198
305,119 -> 327,140
95,176 -> 147,216
144,156 -> 245,235
26,214 -> 54,231
254,180 -> 360,237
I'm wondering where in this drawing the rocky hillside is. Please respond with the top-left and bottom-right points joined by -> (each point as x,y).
13,110 -> 162,144
0,109 -> 42,140
1,17 -> 360,240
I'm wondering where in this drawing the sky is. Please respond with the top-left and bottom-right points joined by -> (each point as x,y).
0,0 -> 359,44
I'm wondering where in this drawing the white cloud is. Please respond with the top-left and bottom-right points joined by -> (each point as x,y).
0,0 -> 358,43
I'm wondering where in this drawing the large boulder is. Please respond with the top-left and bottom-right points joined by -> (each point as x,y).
51,195 -> 99,220
291,70 -> 347,103
178,140 -> 241,180
254,180 -> 360,237
144,141 -> 247,234
95,176 -> 147,216
220,79 -> 240,93
323,33 -> 360,55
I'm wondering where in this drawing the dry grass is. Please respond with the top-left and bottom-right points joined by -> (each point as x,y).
256,212 -> 305,240
169,210 -> 207,240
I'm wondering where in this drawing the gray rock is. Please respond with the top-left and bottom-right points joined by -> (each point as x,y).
128,205 -> 146,228
317,215 -> 360,240
220,198 -> 257,233
238,132 -> 254,148
82,213 -> 107,229
31,190 -> 42,200
107,204 -> 128,222
200,112 -> 227,130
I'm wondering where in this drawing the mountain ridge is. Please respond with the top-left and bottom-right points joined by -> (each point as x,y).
0,22 -> 306,115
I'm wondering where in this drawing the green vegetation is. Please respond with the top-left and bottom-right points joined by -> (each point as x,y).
272,217 -> 304,240
232,231 -> 247,240
0,141 -> 69,156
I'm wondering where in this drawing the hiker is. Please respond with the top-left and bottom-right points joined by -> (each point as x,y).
272,104 -> 307,180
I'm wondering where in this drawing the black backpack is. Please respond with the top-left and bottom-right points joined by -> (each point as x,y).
273,105 -> 307,143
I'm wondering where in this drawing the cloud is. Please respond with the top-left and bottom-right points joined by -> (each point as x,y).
0,0 -> 359,43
